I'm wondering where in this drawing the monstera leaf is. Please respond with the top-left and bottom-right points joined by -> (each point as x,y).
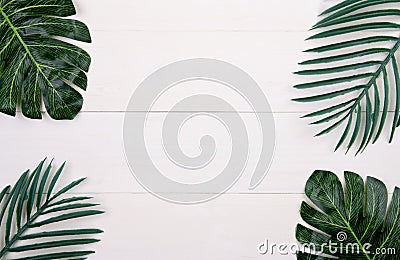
294,0 -> 400,154
296,170 -> 399,259
0,0 -> 91,120
0,159 -> 103,259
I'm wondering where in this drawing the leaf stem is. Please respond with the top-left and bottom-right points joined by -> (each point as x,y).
0,202 -> 46,258
349,38 -> 400,114
316,179 -> 372,260
0,192 -> 60,258
333,38 -> 400,142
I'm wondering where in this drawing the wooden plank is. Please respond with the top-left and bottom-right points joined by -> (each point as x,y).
93,193 -> 304,259
56,30 -> 400,114
72,0 -> 319,32
0,112 -> 398,194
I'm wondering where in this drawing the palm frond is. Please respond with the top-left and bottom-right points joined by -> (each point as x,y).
0,159 -> 103,259
0,0 -> 91,120
294,0 -> 400,154
296,170 -> 400,259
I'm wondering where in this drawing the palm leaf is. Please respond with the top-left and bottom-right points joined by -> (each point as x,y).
0,159 -> 103,259
294,0 -> 400,153
296,170 -> 399,259
0,0 -> 91,120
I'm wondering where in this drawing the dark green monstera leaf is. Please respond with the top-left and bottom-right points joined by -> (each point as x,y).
0,0 -> 91,120
0,159 -> 103,259
296,170 -> 399,259
294,0 -> 400,154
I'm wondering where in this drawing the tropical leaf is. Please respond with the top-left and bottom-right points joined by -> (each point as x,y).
294,0 -> 400,154
0,0 -> 91,120
0,159 -> 103,259
296,170 -> 399,259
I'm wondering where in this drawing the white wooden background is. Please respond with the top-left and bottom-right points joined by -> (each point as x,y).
1,0 -> 400,259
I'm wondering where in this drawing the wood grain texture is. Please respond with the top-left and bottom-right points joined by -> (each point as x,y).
0,112 -> 399,194
73,0 -> 320,32
1,0 -> 400,259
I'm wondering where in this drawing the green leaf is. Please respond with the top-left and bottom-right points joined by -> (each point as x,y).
391,57 -> 400,141
319,0 -> 360,16
308,22 -> 400,40
31,210 -> 104,228
37,160 -> 52,209
294,0 -> 400,153
294,88 -> 362,103
297,251 -> 331,259
296,224 -> 331,253
5,170 -> 29,243
310,107 -> 351,125
10,250 -> 95,260
27,159 -> 45,218
373,68 -> 390,144
305,170 -> 346,218
302,99 -> 356,117
42,203 -> 99,215
9,239 -> 99,252
297,170 -> 399,259
315,115 -> 349,137
16,170 -> 35,229
335,112 -> 353,151
295,61 -> 381,75
316,0 -> 400,27
304,36 -> 397,53
46,161 -> 65,200
294,73 -> 373,89
356,91 -> 373,154
47,196 -> 93,207
0,185 -> 10,205
0,0 -> 91,120
365,83 -> 381,149
51,177 -> 86,201
20,229 -> 103,240
0,159 -> 103,259
299,48 -> 390,65
315,10 -> 400,29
